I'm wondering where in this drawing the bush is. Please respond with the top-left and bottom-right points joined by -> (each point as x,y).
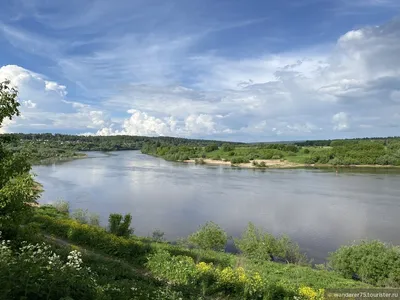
33,214 -> 148,264
231,157 -> 249,164
146,250 -> 198,285
108,213 -> 133,237
259,161 -> 267,168
88,213 -> 100,227
152,229 -> 165,242
0,237 -> 98,300
53,199 -> 70,214
72,208 -> 89,224
188,222 -> 228,251
194,158 -> 205,165
205,143 -> 219,152
329,240 -> 400,286
376,155 -> 398,165
234,223 -> 308,264
221,143 -> 235,152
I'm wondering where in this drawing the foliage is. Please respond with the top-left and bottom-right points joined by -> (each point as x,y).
0,80 -> 20,125
0,236 -> 98,300
329,240 -> 400,286
235,222 -> 308,264
151,229 -> 165,242
205,143 -> 218,152
187,222 -> 228,251
53,199 -> 70,214
297,286 -> 324,300
72,208 -> 89,224
0,81 -> 40,239
194,158 -> 205,164
33,214 -> 149,265
108,213 -> 133,237
230,157 -> 250,164
146,250 -> 198,285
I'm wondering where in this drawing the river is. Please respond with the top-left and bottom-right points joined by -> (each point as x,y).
33,150 -> 400,262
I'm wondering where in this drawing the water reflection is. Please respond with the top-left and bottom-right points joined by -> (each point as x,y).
33,151 -> 400,262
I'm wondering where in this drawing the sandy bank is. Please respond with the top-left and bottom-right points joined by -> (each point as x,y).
183,159 -> 305,169
183,159 -> 400,169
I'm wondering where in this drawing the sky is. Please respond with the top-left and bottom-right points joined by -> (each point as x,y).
0,0 -> 400,142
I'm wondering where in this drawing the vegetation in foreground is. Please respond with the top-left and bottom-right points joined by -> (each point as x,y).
1,81 -> 400,299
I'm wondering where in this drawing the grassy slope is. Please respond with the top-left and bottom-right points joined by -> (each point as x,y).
31,206 -> 369,294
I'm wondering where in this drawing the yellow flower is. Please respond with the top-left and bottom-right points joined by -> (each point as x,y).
196,262 -> 213,274
298,286 -> 325,300
236,267 -> 247,283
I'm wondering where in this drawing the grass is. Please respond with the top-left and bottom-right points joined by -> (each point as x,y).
30,205 -> 370,294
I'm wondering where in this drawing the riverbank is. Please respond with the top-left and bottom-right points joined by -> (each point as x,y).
27,205 -> 374,299
183,158 -> 400,170
31,153 -> 87,165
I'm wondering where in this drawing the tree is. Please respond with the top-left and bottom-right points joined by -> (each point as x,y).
0,80 -> 40,238
108,213 -> 133,237
187,221 -> 228,251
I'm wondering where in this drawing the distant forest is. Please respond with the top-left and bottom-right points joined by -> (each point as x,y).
2,133 -> 400,166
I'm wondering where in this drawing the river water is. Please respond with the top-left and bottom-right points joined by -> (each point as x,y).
33,151 -> 400,262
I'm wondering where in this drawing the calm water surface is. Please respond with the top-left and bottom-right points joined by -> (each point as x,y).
33,151 -> 400,262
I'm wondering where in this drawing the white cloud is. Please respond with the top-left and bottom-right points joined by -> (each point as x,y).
184,114 -> 217,135
2,15 -> 400,140
22,100 -> 36,108
332,112 -> 351,131
45,81 -> 67,96
0,65 -> 108,132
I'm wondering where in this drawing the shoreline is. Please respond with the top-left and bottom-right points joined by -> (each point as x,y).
182,158 -> 400,170
32,153 -> 88,166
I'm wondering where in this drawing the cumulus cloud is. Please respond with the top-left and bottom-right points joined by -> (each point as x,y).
2,16 -> 400,140
0,65 -> 109,132
332,112 -> 351,131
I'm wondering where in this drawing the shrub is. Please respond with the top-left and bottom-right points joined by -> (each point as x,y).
231,157 -> 249,164
205,143 -> 219,152
0,237 -> 98,300
303,149 -> 310,154
329,240 -> 400,286
33,214 -> 148,264
188,222 -> 228,251
71,208 -> 89,224
194,158 -> 205,165
108,213 -> 133,237
221,143 -> 235,152
152,229 -> 165,242
146,250 -> 198,285
259,161 -> 267,168
53,199 -> 70,214
234,223 -> 308,264
298,286 -> 324,299
88,213 -> 100,227
375,155 -> 397,165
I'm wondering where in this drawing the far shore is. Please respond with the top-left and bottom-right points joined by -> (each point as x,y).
183,158 -> 400,170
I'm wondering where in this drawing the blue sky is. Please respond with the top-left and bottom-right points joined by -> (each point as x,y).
1,0 -> 400,141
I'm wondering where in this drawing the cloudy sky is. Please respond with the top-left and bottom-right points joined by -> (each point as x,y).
0,0 -> 399,142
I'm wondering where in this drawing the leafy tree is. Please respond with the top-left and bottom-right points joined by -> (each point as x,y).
108,213 -> 133,237
221,143 -> 235,152
0,80 -> 40,238
205,143 -> 218,152
187,221 -> 228,251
